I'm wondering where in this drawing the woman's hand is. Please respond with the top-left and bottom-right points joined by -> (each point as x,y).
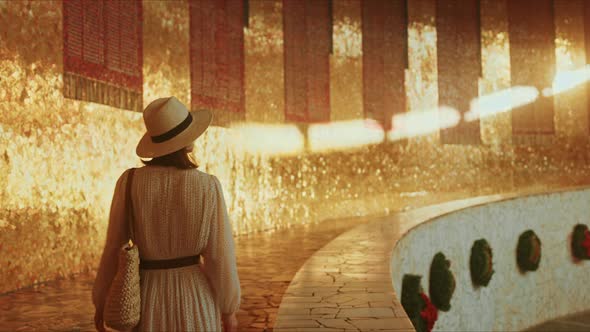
94,307 -> 106,332
222,313 -> 238,332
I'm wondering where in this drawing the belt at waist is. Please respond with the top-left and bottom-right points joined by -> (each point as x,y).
140,255 -> 201,270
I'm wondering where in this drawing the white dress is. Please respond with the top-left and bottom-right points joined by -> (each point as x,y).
92,166 -> 241,331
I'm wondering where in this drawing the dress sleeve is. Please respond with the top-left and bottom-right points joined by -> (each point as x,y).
91,170 -> 131,311
202,175 -> 241,315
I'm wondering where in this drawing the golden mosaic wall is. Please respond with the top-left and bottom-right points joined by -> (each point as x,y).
330,0 -> 363,121
244,0 -> 284,123
554,1 -> 589,141
0,0 -> 146,293
2,0 -> 590,294
479,0 -> 512,146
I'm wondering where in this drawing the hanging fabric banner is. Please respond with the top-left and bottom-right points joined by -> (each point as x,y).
362,0 -> 408,131
508,0 -> 555,138
436,0 -> 481,144
63,0 -> 143,111
189,0 -> 245,127
283,0 -> 331,123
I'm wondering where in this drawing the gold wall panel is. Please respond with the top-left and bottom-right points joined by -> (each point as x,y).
143,0 -> 191,108
244,0 -> 284,123
405,0 -> 440,161
480,0 -> 512,146
554,0 -> 589,141
330,0 -> 363,122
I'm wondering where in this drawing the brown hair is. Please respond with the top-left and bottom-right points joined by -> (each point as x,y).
142,147 -> 199,169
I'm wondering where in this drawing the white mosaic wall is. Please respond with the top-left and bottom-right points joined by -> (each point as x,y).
391,188 -> 590,331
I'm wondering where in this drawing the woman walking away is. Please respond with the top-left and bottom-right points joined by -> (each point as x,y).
92,96 -> 241,331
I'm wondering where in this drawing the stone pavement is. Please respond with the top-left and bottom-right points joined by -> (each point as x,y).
0,275 -> 95,332
232,216 -> 380,332
274,195 -> 501,332
0,216 -> 374,332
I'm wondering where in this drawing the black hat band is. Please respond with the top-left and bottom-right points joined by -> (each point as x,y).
151,113 -> 193,143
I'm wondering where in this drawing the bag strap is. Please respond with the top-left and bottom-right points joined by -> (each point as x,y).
126,168 -> 137,245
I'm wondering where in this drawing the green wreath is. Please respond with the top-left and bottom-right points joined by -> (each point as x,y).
401,274 -> 428,332
516,230 -> 541,272
401,274 -> 438,332
571,224 -> 590,260
429,252 -> 455,311
470,239 -> 494,287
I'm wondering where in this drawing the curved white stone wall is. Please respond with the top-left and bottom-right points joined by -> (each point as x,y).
391,187 -> 590,331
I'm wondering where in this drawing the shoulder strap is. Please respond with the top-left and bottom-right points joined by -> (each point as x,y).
126,168 -> 137,245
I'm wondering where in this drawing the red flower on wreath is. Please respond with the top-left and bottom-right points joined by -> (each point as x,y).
419,293 -> 438,332
582,230 -> 590,257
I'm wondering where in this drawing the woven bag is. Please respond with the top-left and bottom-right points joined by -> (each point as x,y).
104,168 -> 141,331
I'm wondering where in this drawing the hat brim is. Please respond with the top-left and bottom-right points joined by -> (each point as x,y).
136,109 -> 212,159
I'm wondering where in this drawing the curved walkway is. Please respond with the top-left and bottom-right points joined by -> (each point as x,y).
0,216 -> 373,332
274,195 -> 502,331
274,187 -> 590,332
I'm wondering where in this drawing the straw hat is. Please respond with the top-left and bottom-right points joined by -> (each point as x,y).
136,96 -> 212,158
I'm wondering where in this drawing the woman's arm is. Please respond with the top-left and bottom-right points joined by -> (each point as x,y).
202,175 -> 242,316
91,170 -> 131,312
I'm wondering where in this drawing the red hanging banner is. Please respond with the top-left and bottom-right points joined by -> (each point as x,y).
508,0 -> 555,137
189,0 -> 245,126
283,0 -> 331,123
362,0 -> 408,131
63,0 -> 143,111
436,0 -> 481,144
